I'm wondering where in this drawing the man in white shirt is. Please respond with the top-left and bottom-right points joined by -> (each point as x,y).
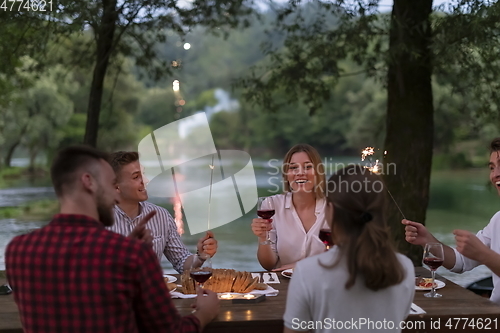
403,137 -> 500,304
106,151 -> 217,273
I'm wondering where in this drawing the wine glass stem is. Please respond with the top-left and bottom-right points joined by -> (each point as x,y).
431,270 -> 436,297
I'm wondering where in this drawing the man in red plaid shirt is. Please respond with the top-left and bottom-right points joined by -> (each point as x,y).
5,145 -> 219,333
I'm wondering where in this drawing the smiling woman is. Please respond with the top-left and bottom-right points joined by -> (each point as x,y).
250,144 -> 329,271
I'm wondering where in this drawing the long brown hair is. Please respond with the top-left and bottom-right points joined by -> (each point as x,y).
324,164 -> 405,291
282,143 -> 326,198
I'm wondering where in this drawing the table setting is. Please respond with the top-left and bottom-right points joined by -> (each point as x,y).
167,269 -> 280,299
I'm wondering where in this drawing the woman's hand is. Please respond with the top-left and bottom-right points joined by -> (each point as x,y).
272,263 -> 295,271
251,218 -> 272,240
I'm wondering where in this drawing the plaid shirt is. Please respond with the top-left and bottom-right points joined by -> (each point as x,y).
5,214 -> 200,333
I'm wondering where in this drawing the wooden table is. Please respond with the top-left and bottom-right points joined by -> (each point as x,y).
0,278 -> 21,333
173,268 -> 500,333
2,268 -> 500,332
405,267 -> 500,332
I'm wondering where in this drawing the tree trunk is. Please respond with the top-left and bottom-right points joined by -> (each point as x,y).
28,146 -> 38,173
384,0 -> 434,265
4,140 -> 20,167
83,0 -> 118,147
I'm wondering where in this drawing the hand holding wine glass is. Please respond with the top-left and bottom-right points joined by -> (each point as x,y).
257,196 -> 275,245
423,243 -> 444,298
190,254 -> 213,289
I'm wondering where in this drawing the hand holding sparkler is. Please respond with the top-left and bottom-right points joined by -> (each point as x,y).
197,230 -> 218,258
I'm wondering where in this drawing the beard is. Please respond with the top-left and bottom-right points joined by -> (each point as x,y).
96,188 -> 115,227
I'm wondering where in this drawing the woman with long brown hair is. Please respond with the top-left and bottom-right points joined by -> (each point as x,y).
283,164 -> 414,333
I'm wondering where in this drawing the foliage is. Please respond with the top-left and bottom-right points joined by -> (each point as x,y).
136,87 -> 181,130
0,57 -> 75,168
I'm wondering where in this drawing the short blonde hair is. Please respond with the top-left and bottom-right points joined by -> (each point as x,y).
282,143 -> 326,198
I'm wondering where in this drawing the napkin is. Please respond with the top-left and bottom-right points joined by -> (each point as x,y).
262,272 -> 280,284
409,303 -> 426,315
170,285 -> 279,299
251,273 -> 261,282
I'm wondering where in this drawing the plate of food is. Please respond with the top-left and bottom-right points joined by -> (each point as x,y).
163,274 -> 177,283
415,277 -> 445,291
281,269 -> 293,278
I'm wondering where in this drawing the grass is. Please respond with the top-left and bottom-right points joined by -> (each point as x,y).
0,199 -> 58,220
0,166 -> 49,189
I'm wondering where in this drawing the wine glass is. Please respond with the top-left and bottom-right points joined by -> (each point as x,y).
318,229 -> 333,250
423,243 -> 444,298
190,254 -> 213,289
257,196 -> 275,245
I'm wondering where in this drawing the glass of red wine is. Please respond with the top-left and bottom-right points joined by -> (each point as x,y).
190,254 -> 213,289
319,229 -> 333,250
423,243 -> 444,298
257,196 -> 275,245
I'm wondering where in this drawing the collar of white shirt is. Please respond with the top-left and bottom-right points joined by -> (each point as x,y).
284,192 -> 325,216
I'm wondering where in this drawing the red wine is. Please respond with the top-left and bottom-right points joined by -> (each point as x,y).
190,271 -> 213,283
423,257 -> 443,270
319,229 -> 333,247
257,210 -> 275,219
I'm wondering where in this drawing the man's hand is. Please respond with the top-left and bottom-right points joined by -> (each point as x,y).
128,211 -> 156,246
453,229 -> 490,262
197,231 -> 217,257
401,219 -> 436,246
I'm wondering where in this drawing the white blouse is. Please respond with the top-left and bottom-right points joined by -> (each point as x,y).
265,192 -> 329,268
284,247 -> 415,333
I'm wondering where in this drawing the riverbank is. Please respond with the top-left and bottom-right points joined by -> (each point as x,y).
0,199 -> 58,219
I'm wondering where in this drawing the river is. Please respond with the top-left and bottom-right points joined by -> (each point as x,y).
0,161 -> 496,287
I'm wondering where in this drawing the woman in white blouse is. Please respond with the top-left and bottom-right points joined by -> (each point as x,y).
251,143 -> 329,270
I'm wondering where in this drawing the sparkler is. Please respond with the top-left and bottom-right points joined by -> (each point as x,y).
361,147 -> 406,219
207,154 -> 215,230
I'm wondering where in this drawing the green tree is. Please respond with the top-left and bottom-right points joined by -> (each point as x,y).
137,87 -> 181,130
56,57 -> 148,152
3,0 -> 254,147
0,58 -> 75,168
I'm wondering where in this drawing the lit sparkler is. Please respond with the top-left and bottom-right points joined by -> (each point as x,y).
208,154 -> 215,230
361,147 -> 382,174
361,147 -> 375,161
361,147 -> 406,219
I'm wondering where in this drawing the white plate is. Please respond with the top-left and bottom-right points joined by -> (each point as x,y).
164,274 -> 177,283
281,269 -> 293,278
415,279 -> 445,291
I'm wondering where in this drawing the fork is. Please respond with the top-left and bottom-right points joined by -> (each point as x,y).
267,273 -> 275,282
